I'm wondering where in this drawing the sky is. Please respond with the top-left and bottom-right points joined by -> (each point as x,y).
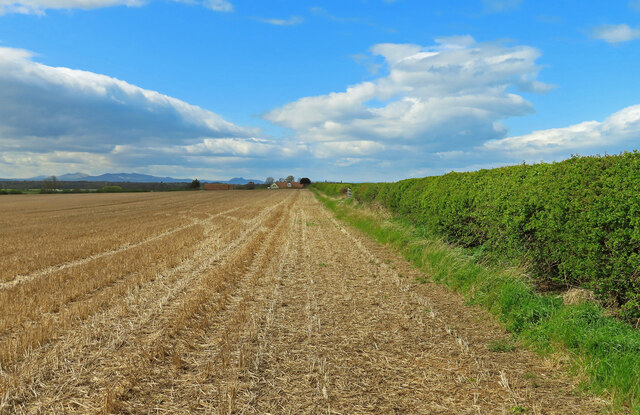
0,0 -> 639,182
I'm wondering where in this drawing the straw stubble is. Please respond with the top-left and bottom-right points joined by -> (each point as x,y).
0,190 -> 614,414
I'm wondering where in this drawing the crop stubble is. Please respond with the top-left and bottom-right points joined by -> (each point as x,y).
0,191 -> 614,414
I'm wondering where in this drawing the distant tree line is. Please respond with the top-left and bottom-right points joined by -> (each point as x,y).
0,179 -> 201,192
264,176 -> 311,185
1,176 -> 313,194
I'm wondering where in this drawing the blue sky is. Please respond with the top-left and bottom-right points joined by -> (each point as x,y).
1,0 -> 639,181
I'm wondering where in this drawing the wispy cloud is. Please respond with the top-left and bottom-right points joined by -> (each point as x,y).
535,14 -> 563,24
202,0 -> 232,12
350,53 -> 382,75
252,15 -> 304,26
0,0 -> 143,15
309,6 -> 395,32
0,0 -> 233,15
630,0 -> 640,11
592,24 -> 640,43
481,0 -> 522,13
309,6 -> 360,23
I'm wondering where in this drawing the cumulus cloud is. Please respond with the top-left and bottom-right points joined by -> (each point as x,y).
592,24 -> 640,43
265,36 -> 550,161
482,104 -> 640,158
183,137 -> 277,156
0,0 -> 232,14
0,45 -> 253,152
0,45 -> 277,178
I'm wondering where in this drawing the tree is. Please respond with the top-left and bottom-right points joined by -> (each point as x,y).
40,176 -> 58,194
285,175 -> 295,183
278,177 -> 285,183
265,177 -> 274,185
300,177 -> 311,186
189,179 -> 201,189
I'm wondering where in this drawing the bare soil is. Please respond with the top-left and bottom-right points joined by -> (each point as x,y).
0,190 -> 613,414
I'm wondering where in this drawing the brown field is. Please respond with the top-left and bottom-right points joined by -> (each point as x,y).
0,190 -> 612,413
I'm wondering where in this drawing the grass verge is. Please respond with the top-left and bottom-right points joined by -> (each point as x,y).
312,188 -> 640,414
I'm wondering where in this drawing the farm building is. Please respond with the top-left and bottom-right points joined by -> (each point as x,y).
274,181 -> 303,189
204,183 -> 233,190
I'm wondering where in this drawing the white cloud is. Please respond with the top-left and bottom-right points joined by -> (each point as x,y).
183,137 -> 276,156
482,104 -> 640,157
203,0 -> 231,12
0,0 -> 232,14
592,24 -> 640,44
253,15 -> 304,26
313,140 -> 386,158
0,150 -> 114,173
0,0 -> 142,14
265,36 -> 549,159
0,45 -> 269,177
0,45 -> 251,151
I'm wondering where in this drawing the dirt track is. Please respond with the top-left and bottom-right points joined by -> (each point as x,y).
0,190 -> 611,414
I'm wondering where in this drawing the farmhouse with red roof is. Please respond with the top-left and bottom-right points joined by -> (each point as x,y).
273,181 -> 303,189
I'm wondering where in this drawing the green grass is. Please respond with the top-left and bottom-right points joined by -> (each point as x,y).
315,153 -> 640,319
0,188 -> 42,194
0,189 -> 23,194
487,339 -> 517,352
312,188 -> 640,414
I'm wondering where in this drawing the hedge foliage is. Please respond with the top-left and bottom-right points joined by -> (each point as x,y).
315,152 -> 640,317
97,185 -> 124,193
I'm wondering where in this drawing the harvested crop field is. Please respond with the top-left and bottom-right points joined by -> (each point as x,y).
0,190 -> 614,414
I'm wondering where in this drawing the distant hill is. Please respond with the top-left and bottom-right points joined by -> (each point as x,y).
79,173 -> 193,183
2,173 -> 264,184
223,177 -> 264,184
58,172 -> 93,181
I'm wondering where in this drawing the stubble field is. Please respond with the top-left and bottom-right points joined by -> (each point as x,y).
0,190 -> 615,413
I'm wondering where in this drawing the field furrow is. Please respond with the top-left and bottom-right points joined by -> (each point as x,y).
0,191 -> 290,411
